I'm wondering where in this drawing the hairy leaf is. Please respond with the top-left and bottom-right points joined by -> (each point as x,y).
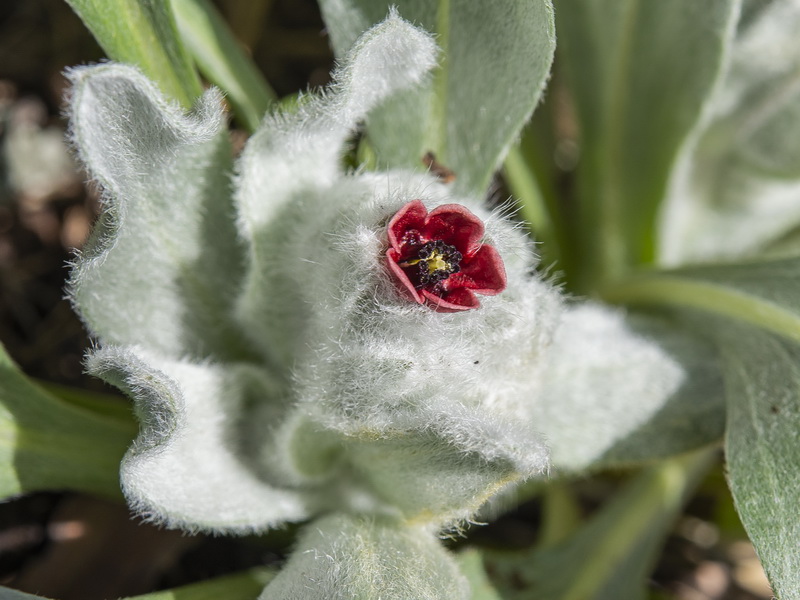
68,64 -> 252,362
259,514 -> 469,600
318,0 -> 556,195
88,345 -> 309,534
722,325 -> 800,598
532,304 -> 724,473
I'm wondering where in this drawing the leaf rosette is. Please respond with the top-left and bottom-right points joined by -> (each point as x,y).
65,13 -> 566,598
64,9 -> 720,598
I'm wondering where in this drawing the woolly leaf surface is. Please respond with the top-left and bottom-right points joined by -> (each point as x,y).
533,304 -> 724,473
259,514 -> 469,600
68,64 -> 250,362
235,13 -> 438,366
87,345 -> 309,533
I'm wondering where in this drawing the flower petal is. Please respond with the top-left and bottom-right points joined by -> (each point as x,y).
386,248 -> 424,303
67,64 -> 250,361
445,245 -> 507,294
387,199 -> 428,252
259,514 -> 469,600
87,346 -> 309,533
421,287 -> 479,311
425,204 -> 485,254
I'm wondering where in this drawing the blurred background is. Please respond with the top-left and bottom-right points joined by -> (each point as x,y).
0,1 -> 777,598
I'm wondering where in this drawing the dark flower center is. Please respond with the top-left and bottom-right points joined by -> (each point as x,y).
400,240 -> 462,288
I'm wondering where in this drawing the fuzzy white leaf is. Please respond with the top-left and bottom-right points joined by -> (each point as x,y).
532,304 -> 724,473
235,13 -> 438,366
68,64 -> 250,361
259,514 -> 469,600
235,11 -> 436,234
87,346 -> 309,533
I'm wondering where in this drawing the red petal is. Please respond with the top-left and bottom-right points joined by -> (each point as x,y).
386,248 -> 423,304
444,245 -> 506,294
421,287 -> 480,312
424,204 -> 485,254
387,200 -> 428,251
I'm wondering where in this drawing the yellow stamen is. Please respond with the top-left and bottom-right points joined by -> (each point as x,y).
425,251 -> 451,274
400,251 -> 452,273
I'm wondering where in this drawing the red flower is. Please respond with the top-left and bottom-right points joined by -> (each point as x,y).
386,200 -> 507,312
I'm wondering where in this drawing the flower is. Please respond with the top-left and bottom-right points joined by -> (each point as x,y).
386,199 -> 506,311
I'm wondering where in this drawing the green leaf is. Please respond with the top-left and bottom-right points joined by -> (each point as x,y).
171,0 -> 276,132
604,259 -> 800,597
554,0 -> 738,289
318,0 -> 556,195
721,324 -> 799,598
40,381 -> 133,423
488,450 -> 716,600
0,569 -> 276,600
659,0 -> 800,264
0,342 -> 136,500
123,567 -> 276,599
603,257 -> 800,343
64,0 -> 202,107
706,0 -> 800,178
456,549 -> 503,600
